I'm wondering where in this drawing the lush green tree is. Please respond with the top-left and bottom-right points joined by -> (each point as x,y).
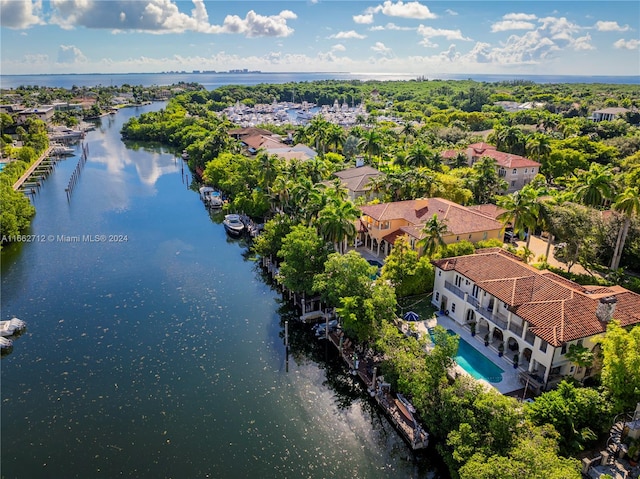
438,240 -> 476,258
380,236 -> 435,297
251,214 -> 293,260
550,203 -> 601,273
458,424 -> 581,479
277,225 -> 331,296
568,163 -> 616,208
469,157 -> 507,204
337,281 -> 396,343
527,381 -> 610,455
0,183 -> 36,240
312,250 -> 376,307
598,321 -> 640,413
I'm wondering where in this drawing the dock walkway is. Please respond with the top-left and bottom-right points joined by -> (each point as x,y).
12,146 -> 53,191
324,328 -> 429,450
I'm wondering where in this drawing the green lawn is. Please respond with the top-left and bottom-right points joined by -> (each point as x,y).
397,293 -> 438,321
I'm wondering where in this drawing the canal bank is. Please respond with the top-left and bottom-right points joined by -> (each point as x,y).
1,102 -> 444,478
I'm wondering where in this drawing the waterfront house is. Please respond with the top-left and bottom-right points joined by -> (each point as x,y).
332,164 -> 382,201
358,198 -> 504,257
442,142 -> 541,193
431,248 -> 640,394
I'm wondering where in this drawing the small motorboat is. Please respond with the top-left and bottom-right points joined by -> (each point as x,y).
199,187 -> 223,208
223,214 -> 245,236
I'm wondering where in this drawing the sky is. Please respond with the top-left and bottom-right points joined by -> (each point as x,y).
1,0 -> 639,76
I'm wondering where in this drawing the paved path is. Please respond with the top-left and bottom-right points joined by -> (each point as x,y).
512,234 -> 594,276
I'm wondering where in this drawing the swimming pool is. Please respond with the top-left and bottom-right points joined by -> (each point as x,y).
450,330 -> 504,383
430,328 -> 504,383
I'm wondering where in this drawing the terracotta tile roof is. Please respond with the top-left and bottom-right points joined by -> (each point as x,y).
442,142 -> 541,169
467,204 -> 507,221
433,250 -> 640,346
359,198 -> 503,237
242,134 -> 287,150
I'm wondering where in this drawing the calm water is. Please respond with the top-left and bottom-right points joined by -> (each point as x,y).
0,103 -> 442,478
1,71 -> 638,90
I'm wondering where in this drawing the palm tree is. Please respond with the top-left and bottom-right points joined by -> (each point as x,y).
358,128 -> 384,166
326,123 -> 346,153
610,186 -> 640,270
470,156 -> 507,204
406,142 -> 431,168
526,133 -> 552,162
570,163 -> 615,208
496,186 -> 540,249
317,200 -> 359,253
416,214 -> 449,257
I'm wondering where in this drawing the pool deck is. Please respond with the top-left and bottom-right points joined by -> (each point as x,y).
412,314 -> 523,395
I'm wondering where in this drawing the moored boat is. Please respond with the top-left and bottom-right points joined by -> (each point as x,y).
223,214 -> 245,236
199,186 -> 223,208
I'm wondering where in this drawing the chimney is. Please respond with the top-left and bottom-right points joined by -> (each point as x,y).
595,296 -> 617,323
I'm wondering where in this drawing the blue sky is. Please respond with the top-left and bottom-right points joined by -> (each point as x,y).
1,1 -> 639,76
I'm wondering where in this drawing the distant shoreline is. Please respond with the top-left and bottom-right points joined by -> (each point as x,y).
2,71 -> 639,90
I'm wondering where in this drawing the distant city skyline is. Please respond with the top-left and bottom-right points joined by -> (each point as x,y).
1,1 -> 639,76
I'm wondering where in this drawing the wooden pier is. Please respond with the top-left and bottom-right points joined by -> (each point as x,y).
12,146 -> 53,191
325,328 -> 429,450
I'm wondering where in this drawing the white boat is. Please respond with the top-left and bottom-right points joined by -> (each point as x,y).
0,317 -> 26,337
51,144 -> 75,156
223,214 -> 245,236
199,187 -> 223,208
0,337 -> 13,350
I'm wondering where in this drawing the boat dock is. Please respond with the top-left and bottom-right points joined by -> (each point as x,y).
323,326 -> 429,450
12,146 -> 54,191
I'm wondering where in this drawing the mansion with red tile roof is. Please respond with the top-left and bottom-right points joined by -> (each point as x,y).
358,198 -> 504,257
443,142 -> 541,193
431,248 -> 640,393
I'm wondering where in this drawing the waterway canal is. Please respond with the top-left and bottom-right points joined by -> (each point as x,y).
1,103 -> 442,478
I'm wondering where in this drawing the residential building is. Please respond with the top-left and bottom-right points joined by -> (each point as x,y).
442,142 -> 541,193
358,198 -> 504,257
431,248 -> 640,394
590,107 -> 630,122
332,165 -> 382,201
16,106 -> 55,125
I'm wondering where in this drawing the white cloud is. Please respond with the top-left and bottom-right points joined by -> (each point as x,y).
353,13 -> 374,24
503,13 -> 537,21
445,9 -> 458,16
371,41 -> 393,57
614,38 -> 639,50
439,44 -> 460,62
331,44 -> 346,52
370,22 -> 414,31
330,30 -> 366,40
368,1 -> 437,20
463,31 -> 559,65
56,44 -> 87,64
417,25 -> 471,47
0,0 -> 44,29
46,1 -> 296,36
211,10 -> 297,37
491,21 -> 535,33
595,21 -> 630,32
538,16 -> 580,40
572,34 -> 595,51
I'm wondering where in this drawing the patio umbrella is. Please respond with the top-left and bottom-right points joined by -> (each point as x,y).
403,311 -> 419,321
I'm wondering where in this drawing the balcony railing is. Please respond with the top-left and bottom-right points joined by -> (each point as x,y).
508,322 -> 523,337
477,306 -> 508,330
444,281 -> 465,300
467,296 -> 479,309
